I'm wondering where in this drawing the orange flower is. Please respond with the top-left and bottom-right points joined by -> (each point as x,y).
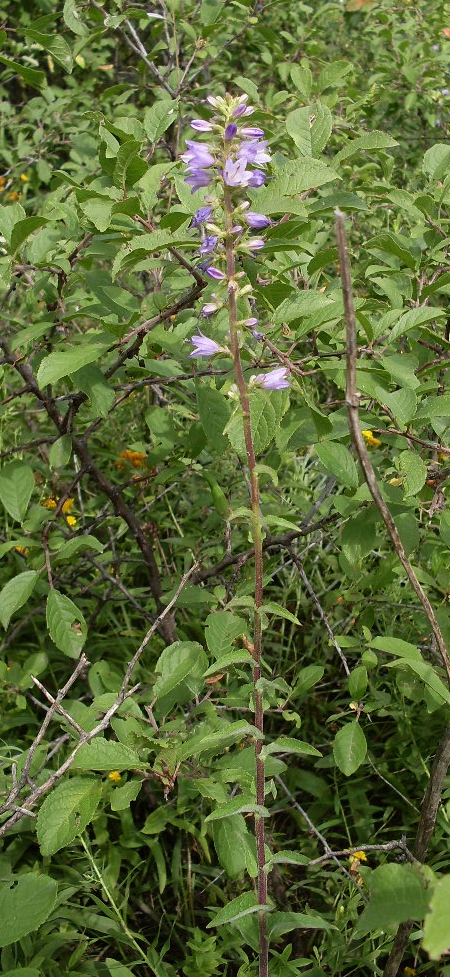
116,449 -> 147,470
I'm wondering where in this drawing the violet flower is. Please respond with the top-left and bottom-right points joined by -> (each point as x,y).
185,171 -> 213,192
223,157 -> 252,188
190,119 -> 214,131
181,140 -> 215,168
190,206 -> 213,228
238,138 -> 271,168
205,266 -> 226,280
247,171 -> 267,187
199,235 -> 219,255
225,123 -> 238,140
253,367 -> 290,390
201,303 -> 219,318
246,238 -> 266,250
189,331 -> 222,358
245,211 -> 271,229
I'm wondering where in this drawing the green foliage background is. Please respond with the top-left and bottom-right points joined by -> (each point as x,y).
1,0 -> 450,975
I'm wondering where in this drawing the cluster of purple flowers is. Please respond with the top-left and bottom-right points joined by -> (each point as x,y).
183,93 -> 289,391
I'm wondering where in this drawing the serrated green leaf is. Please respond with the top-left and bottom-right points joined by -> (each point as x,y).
63,0 -> 88,36
383,388 -> 417,426
203,650 -> 254,677
10,217 -> 48,253
49,435 -> 72,471
286,108 -> 312,156
0,874 -> 57,947
333,722 -> 367,776
0,571 -> 39,629
177,721 -> 261,762
311,104 -> 333,155
197,383 -> 231,450
212,815 -> 249,879
46,590 -> 87,658
205,611 -> 247,659
153,641 -> 207,699
389,306 -> 444,342
144,100 -> 179,141
36,344 -> 109,387
0,55 -> 47,91
37,777 -> 101,855
0,462 -> 34,521
73,738 -> 141,771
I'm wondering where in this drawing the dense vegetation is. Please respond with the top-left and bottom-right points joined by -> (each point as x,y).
1,1 -> 450,975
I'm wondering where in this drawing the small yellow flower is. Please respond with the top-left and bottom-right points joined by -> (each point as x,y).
61,498 -> 75,514
361,430 -> 382,448
403,968 -> 416,977
20,173 -> 28,182
108,771 -> 122,783
42,497 -> 57,509
351,850 -> 367,862
388,477 -> 403,487
66,515 -> 77,527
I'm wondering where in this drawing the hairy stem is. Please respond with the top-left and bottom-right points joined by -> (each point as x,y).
224,189 -> 268,977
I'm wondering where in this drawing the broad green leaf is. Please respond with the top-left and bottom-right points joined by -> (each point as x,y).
341,510 -> 378,563
383,388 -> 417,426
110,780 -> 142,812
272,291 -> 333,326
153,641 -> 206,698
46,590 -> 87,658
207,891 -> 270,928
0,874 -> 57,947
389,306 -> 444,342
255,159 -> 338,205
356,863 -> 431,936
137,162 -> 177,209
423,873 -> 450,959
335,131 -> 398,164
316,442 -> 358,490
24,30 -> 73,71
205,611 -> 247,659
311,104 -> 333,156
36,344 -> 109,387
55,536 -> 104,560
0,571 -> 39,629
348,666 -> 368,699
37,777 -> 101,855
260,601 -> 300,626
79,198 -> 113,232
0,462 -> 34,521
0,55 -> 47,91
144,100 -> 179,141
386,657 -> 450,706
73,738 -> 141,771
294,665 -> 325,695
423,143 -> 450,182
106,961 -> 136,977
370,636 -> 420,659
262,737 -> 322,759
226,389 -> 288,457
398,450 -> 427,497
114,139 -> 146,189
212,815 -> 249,879
196,383 -> 231,450
265,851 -> 309,869
205,798 -> 269,822
333,722 -> 367,776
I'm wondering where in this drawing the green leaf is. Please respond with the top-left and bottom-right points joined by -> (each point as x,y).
37,777 -> 101,855
205,798 -> 269,822
205,611 -> 247,659
144,100 -> 179,141
10,217 -> 48,253
79,198 -> 113,232
203,650 -> 254,677
0,462 -> 34,521
383,388 -> 417,426
207,891 -> 270,928
36,344 -> 109,387
260,601 -> 300,626
0,55 -> 47,91
73,738 -> 141,771
153,641 -> 207,699
423,143 -> 450,182
398,450 -> 427,497
49,435 -> 72,471
63,0 -> 89,36
370,636 -> 420,659
335,131 -> 398,164
389,306 -> 444,342
272,291 -> 333,326
316,442 -> 358,490
0,571 -> 39,629
0,874 -> 57,947
46,590 -> 87,658
423,873 -> 450,959
226,389 -> 288,457
176,721 -> 261,762
268,912 -> 332,937
110,780 -> 142,812
262,737 -> 322,759
311,104 -> 333,155
212,815 -> 249,879
55,536 -> 104,560
137,162 -> 177,209
72,365 -> 115,418
286,108 -> 312,156
114,139 -> 146,189
333,722 -> 367,776
348,666 -> 368,699
23,30 -> 73,72
196,383 -> 231,451
356,863 -> 431,936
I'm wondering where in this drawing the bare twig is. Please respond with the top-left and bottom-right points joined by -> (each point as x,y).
286,545 -> 350,675
335,208 -> 450,684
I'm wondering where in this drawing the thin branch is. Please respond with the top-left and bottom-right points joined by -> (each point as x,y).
335,208 -> 450,684
286,545 -> 349,675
